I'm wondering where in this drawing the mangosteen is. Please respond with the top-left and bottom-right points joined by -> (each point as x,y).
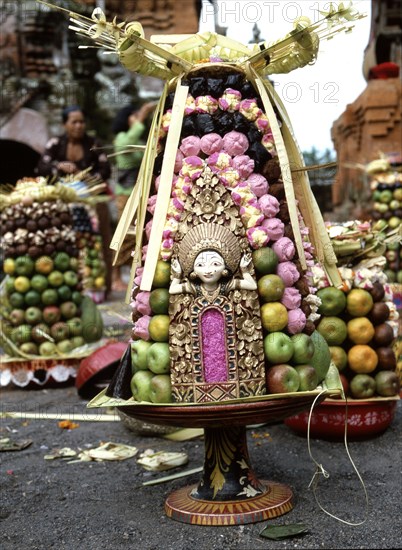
50,216 -> 62,228
261,159 -> 281,184
369,302 -> 390,324
284,225 -> 294,240
294,277 -> 310,296
26,220 -> 38,232
376,347 -> 397,370
28,246 -> 41,258
4,220 -> 15,232
369,281 -> 385,302
373,323 -> 395,347
278,200 -> 290,223
14,217 -> 27,228
303,321 -> 316,335
383,210 -> 392,220
59,212 -> 72,225
15,244 -> 28,256
37,216 -> 50,230
44,243 -> 55,256
55,240 -> 66,251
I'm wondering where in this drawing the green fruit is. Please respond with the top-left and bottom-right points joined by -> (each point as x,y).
316,287 -> 347,316
11,324 -> 32,344
252,247 -> 279,274
20,342 -> 39,355
63,270 -> 79,287
30,274 -> 49,293
257,274 -> 285,302
9,292 -> 25,308
317,316 -> 348,345
24,290 -> 41,307
48,270 -> 64,288
67,317 -> 83,336
53,252 -> 71,272
71,291 -> 83,305
15,255 -> 35,276
41,288 -> 59,306
39,341 -> 57,357
58,285 -> 72,302
5,276 -> 16,294
310,330 -> 332,383
71,336 -> 85,348
149,288 -> 169,314
56,339 -> 74,354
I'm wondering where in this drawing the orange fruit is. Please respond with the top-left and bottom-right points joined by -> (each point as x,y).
148,314 -> 170,342
35,256 -> 54,275
152,260 -> 171,288
348,344 -> 378,373
347,317 -> 375,344
260,302 -> 288,332
346,288 -> 373,317
329,345 -> 348,371
257,274 -> 285,303
316,316 -> 347,345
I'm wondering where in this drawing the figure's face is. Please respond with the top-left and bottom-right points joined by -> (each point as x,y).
64,110 -> 85,140
193,250 -> 225,284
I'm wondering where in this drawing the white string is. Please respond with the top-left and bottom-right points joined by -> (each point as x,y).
306,391 -> 369,525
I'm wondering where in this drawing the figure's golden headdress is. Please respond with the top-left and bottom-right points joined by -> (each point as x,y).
178,223 -> 241,277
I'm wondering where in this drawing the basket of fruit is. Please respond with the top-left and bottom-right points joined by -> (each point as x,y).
0,178 -> 105,387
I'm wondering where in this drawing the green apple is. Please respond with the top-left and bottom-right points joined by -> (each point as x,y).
41,288 -> 59,306
149,374 -> 172,403
19,342 -> 39,355
56,339 -> 74,354
349,374 -> 376,399
54,252 -> 71,272
39,341 -> 58,357
147,342 -> 171,374
375,371 -> 400,397
11,324 -> 32,345
67,317 -> 83,337
30,274 -> 49,293
295,364 -> 318,391
15,255 -> 34,276
130,370 -> 154,402
131,340 -> 153,372
266,364 -> 300,394
316,287 -> 346,316
290,333 -> 315,364
25,306 -> 43,325
71,336 -> 85,349
263,332 -> 294,364
63,270 -> 79,287
48,270 -> 64,288
60,301 -> 77,320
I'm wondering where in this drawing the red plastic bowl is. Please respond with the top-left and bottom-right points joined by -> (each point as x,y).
284,397 -> 399,441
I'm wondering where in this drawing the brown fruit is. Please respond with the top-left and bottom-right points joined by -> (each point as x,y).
373,323 -> 395,347
369,282 -> 385,302
369,302 -> 390,325
375,347 -> 397,370
375,371 -> 400,397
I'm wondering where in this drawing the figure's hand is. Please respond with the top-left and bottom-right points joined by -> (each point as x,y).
240,253 -> 252,270
171,258 -> 182,278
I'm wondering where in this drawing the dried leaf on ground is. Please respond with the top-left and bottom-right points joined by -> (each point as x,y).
0,438 -> 32,451
137,450 -> 188,471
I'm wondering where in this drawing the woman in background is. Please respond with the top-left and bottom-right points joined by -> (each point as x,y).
36,105 -> 115,297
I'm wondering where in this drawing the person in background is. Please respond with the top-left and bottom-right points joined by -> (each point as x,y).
111,101 -> 156,291
35,105 -> 115,297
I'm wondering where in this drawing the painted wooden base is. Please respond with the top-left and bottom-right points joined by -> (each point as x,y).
165,481 -> 293,525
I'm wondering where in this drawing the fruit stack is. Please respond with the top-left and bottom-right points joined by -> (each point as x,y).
0,178 -> 104,385
127,68 -> 339,403
369,159 -> 402,286
312,259 -> 400,400
71,204 -> 107,302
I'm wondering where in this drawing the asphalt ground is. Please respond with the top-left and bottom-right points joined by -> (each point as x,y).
1,291 -> 401,550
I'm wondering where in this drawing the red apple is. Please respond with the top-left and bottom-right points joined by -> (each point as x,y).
294,364 -> 318,391
149,374 -> 172,403
42,306 -> 61,325
266,364 -> 300,394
